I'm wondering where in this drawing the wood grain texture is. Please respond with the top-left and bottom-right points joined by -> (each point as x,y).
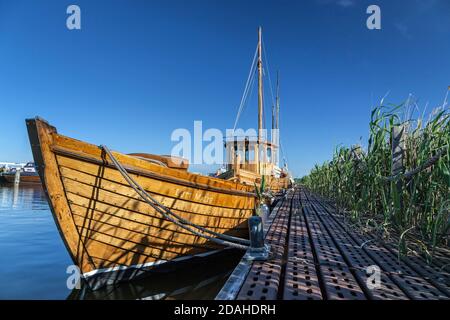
26,118 -> 256,280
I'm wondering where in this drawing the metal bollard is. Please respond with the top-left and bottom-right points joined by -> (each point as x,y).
247,214 -> 270,261
249,216 -> 264,249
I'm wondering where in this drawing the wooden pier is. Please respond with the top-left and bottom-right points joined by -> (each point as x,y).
216,187 -> 450,300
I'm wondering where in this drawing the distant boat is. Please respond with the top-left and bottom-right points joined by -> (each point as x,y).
25,27 -> 290,290
1,162 -> 41,184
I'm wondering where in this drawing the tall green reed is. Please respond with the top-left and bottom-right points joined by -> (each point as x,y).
301,101 -> 449,254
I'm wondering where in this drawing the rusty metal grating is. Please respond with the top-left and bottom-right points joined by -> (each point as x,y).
432,249 -> 450,272
308,197 -> 409,300
309,192 -> 449,300
283,195 -> 323,300
238,261 -> 282,300
237,196 -> 292,300
372,239 -> 450,296
302,195 -> 366,300
221,188 -> 450,301
362,242 -> 448,300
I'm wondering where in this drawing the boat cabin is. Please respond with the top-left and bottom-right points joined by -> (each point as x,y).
224,137 -> 279,174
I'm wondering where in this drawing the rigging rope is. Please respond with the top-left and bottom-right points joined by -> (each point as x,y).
280,140 -> 290,169
263,34 -> 289,172
100,145 -> 251,250
233,44 -> 259,131
262,35 -> 277,111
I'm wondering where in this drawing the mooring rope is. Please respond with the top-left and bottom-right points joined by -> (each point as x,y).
100,145 -> 251,250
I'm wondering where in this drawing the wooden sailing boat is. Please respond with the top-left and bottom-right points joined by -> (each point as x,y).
25,27 -> 288,290
26,118 -> 255,289
218,27 -> 292,193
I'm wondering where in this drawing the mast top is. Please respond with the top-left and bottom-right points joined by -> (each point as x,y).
257,26 -> 263,143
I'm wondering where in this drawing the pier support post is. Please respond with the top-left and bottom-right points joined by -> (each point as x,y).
391,125 -> 405,177
391,125 -> 405,211
14,170 -> 21,185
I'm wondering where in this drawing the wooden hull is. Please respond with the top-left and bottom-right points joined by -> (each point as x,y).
1,173 -> 41,184
26,118 -> 256,289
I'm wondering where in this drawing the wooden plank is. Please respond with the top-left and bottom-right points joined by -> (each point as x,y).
70,204 -> 243,250
63,179 -> 249,230
59,164 -> 253,218
57,155 -> 254,210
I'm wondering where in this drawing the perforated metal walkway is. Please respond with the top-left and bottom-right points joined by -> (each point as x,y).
216,187 -> 450,300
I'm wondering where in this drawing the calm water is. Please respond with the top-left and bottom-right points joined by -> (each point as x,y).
0,184 -> 242,300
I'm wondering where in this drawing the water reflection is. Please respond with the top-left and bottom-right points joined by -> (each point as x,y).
0,184 -> 72,299
0,184 -> 243,299
0,183 -> 47,211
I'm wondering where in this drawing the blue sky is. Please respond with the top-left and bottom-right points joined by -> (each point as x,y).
0,0 -> 449,177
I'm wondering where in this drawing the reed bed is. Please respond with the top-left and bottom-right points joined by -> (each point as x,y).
301,99 -> 449,257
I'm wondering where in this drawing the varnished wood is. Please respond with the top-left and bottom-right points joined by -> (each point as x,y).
128,153 -> 189,170
26,117 -> 256,285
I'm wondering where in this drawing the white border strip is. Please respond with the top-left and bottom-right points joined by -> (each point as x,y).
82,249 -> 223,278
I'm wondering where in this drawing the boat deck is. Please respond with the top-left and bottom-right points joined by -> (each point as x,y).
216,187 -> 450,300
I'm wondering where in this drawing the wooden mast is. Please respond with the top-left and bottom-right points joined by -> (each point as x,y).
257,26 -> 263,141
276,71 -> 280,131
256,26 -> 263,175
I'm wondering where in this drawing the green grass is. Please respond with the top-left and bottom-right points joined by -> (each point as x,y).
300,100 -> 449,257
